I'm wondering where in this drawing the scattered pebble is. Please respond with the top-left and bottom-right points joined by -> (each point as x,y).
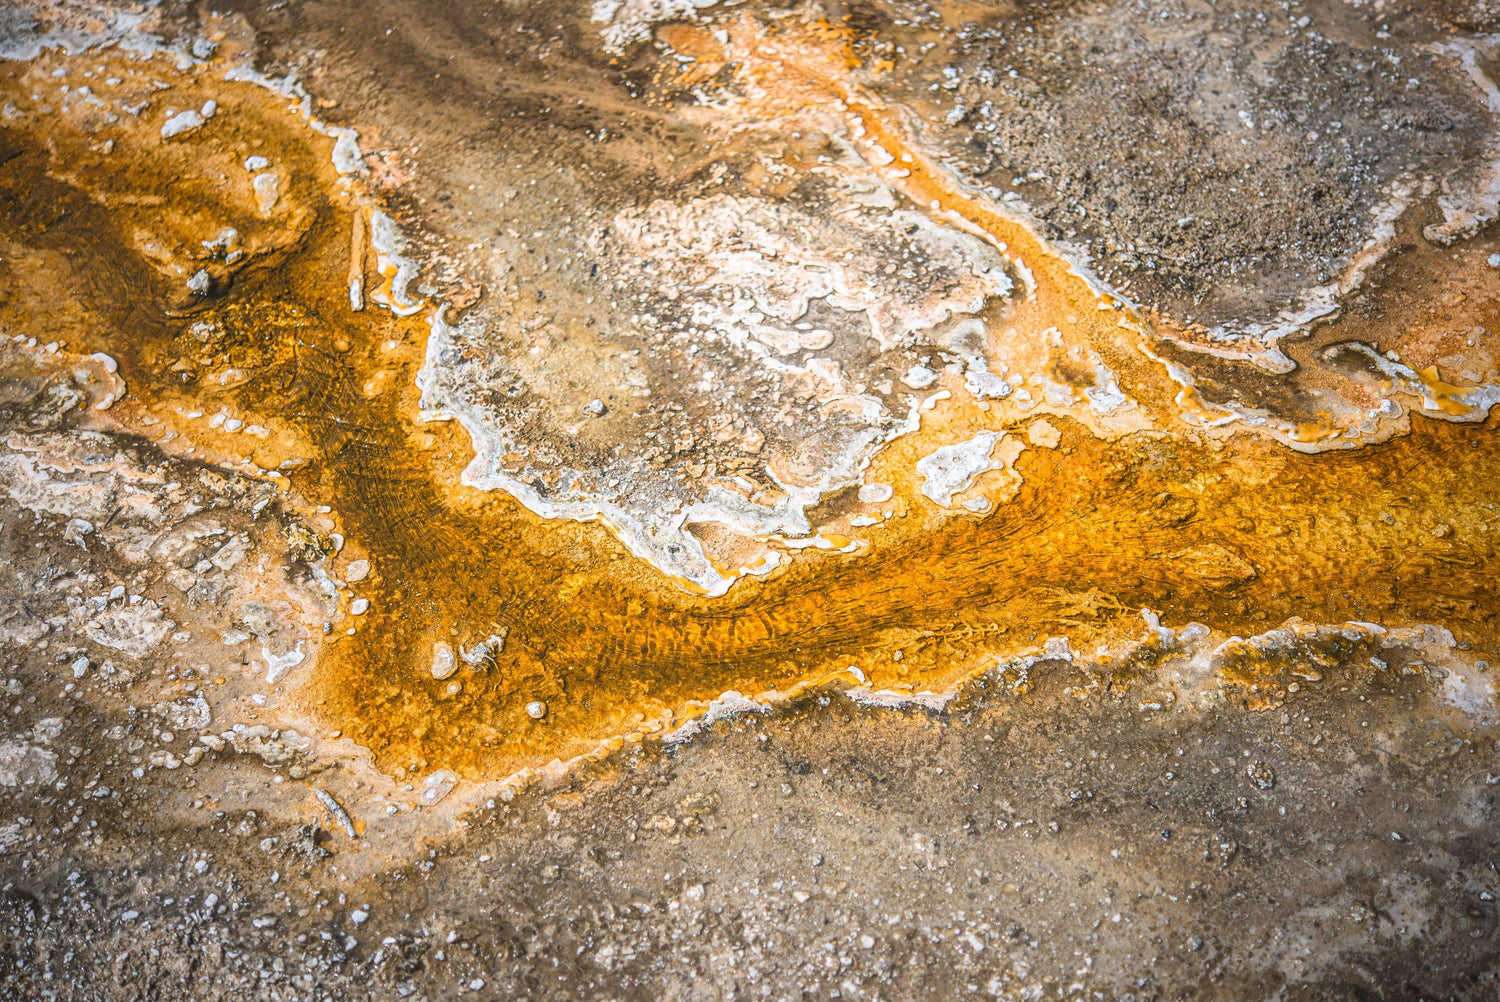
1246,761 -> 1275,790
430,642 -> 458,680
161,109 -> 204,138
252,172 -> 281,214
421,770 -> 459,806
901,365 -> 938,389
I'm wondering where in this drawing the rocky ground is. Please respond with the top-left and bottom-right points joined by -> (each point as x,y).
2,602 -> 1497,999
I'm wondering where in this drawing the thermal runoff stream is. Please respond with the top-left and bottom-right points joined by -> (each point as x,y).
1,2 -> 1498,998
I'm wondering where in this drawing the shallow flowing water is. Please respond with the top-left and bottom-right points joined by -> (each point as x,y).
2,6 -> 1495,781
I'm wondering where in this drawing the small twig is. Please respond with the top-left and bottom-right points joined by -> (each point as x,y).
314,787 -> 357,838
348,209 -> 366,312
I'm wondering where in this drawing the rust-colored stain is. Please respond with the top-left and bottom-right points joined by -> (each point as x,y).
1,37 -> 1495,781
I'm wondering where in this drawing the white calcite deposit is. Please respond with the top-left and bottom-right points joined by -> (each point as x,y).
419,167 -> 1020,594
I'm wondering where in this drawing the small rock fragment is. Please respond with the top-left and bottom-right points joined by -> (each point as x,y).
430,642 -> 457,680
1246,761 -> 1275,790
161,109 -> 204,138
964,368 -> 1011,399
252,173 -> 281,215
64,518 -> 93,548
901,365 -> 939,389
0,743 -> 58,787
420,770 -> 458,806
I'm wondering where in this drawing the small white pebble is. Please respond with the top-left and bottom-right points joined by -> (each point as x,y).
526,700 -> 547,720
161,109 -> 204,138
430,643 -> 457,680
350,598 -> 370,616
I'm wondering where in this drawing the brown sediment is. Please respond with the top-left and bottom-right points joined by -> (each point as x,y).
1,41 -> 1496,784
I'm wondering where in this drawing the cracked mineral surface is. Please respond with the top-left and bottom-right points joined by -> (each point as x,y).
0,0 -> 1498,999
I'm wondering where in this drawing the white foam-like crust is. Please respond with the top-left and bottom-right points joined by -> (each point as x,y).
601,194 -> 1013,355
661,689 -> 769,743
843,686 -> 953,710
915,431 -> 1005,507
0,7 -> 178,64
